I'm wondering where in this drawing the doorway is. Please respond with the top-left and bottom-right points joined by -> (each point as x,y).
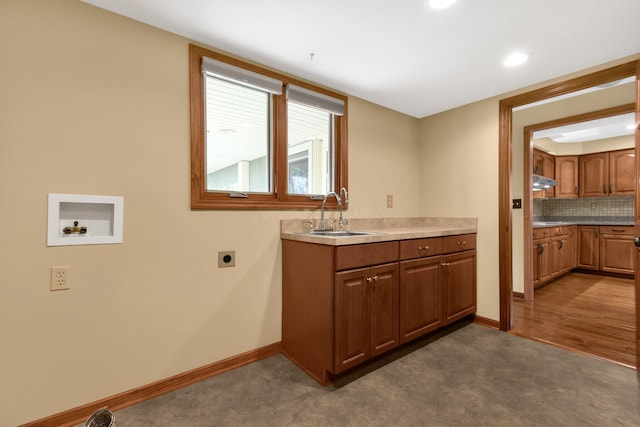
497,60 -> 640,368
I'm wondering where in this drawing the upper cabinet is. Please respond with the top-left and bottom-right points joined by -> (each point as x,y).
554,156 -> 579,198
579,149 -> 635,197
609,149 -> 636,196
533,148 -> 555,198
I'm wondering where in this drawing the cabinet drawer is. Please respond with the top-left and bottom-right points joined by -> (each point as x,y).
335,241 -> 399,271
600,226 -> 633,235
443,234 -> 476,253
399,237 -> 443,260
532,227 -> 550,239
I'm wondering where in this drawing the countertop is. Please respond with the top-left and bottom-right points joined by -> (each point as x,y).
533,216 -> 634,228
280,217 -> 477,246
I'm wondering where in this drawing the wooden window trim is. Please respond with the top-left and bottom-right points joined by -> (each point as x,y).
189,44 -> 348,210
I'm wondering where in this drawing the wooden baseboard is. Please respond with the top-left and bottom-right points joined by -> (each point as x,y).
22,342 -> 282,427
513,291 -> 525,299
473,315 -> 500,330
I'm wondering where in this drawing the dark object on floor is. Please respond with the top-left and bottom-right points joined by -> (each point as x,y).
85,408 -> 114,427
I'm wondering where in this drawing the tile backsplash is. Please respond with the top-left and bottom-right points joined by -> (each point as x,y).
533,196 -> 635,217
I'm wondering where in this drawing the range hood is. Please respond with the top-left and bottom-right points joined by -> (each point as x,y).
532,174 -> 557,191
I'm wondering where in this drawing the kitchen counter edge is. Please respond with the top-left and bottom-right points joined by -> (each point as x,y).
280,217 -> 478,246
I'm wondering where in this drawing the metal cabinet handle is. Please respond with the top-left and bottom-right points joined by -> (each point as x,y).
595,228 -> 599,238
366,277 -> 373,283
418,245 -> 429,251
372,275 -> 378,282
609,184 -> 613,194
558,241 -> 563,250
634,236 -> 640,248
611,228 -> 627,232
457,241 -> 466,245
575,186 -> 579,195
603,184 -> 607,194
537,243 -> 543,255
440,262 -> 450,267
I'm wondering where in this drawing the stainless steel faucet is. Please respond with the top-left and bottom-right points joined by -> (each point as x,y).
319,191 -> 342,230
339,187 -> 349,230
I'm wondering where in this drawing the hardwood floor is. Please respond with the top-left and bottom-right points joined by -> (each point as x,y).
511,272 -> 636,368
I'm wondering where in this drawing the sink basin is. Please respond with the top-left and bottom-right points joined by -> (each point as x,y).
302,230 -> 381,237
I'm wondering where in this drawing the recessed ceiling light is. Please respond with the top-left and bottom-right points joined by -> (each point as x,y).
504,52 -> 528,67
428,0 -> 456,10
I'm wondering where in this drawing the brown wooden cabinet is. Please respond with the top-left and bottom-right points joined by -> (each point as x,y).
579,149 -> 635,197
399,256 -> 442,344
609,149 -> 636,196
533,148 -> 555,198
533,226 -> 576,288
599,226 -> 635,274
554,156 -> 579,198
399,235 -> 476,343
282,234 -> 476,386
335,262 -> 399,373
577,226 -> 599,270
566,225 -> 578,270
442,248 -> 477,325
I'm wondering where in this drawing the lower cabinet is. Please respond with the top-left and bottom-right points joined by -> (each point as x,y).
442,250 -> 477,325
577,226 -> 599,270
282,233 -> 477,386
599,226 -> 635,274
399,235 -> 477,343
399,256 -> 442,343
532,226 -> 576,288
334,262 -> 399,373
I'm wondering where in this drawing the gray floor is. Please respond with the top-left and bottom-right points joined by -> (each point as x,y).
100,324 -> 639,426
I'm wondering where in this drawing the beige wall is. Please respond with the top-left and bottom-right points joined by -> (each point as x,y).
1,1 -> 637,425
418,98 -> 501,319
0,2 -> 422,425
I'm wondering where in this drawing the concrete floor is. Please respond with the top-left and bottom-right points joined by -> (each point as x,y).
92,323 -> 639,426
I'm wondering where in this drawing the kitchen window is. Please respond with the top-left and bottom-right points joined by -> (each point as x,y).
189,44 -> 348,209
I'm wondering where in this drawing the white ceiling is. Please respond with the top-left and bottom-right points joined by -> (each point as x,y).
81,0 -> 640,118
533,112 -> 636,143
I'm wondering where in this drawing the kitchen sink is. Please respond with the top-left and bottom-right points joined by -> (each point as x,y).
301,230 -> 382,237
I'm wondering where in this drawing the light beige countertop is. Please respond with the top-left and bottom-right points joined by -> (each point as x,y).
280,217 -> 477,246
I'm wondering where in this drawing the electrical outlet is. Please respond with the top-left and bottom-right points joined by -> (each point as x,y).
51,266 -> 71,291
386,194 -> 393,208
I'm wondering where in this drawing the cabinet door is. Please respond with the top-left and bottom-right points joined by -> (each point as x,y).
566,226 -> 578,270
442,251 -> 476,325
368,263 -> 399,357
537,239 -> 551,285
600,231 -> 635,274
542,152 -> 555,198
579,153 -> 608,197
549,235 -> 569,277
554,156 -> 579,198
399,257 -> 442,344
609,149 -> 636,196
577,226 -> 599,270
532,240 -> 540,287
334,267 -> 369,373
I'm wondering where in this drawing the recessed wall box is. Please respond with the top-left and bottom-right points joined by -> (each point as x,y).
47,193 -> 123,246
